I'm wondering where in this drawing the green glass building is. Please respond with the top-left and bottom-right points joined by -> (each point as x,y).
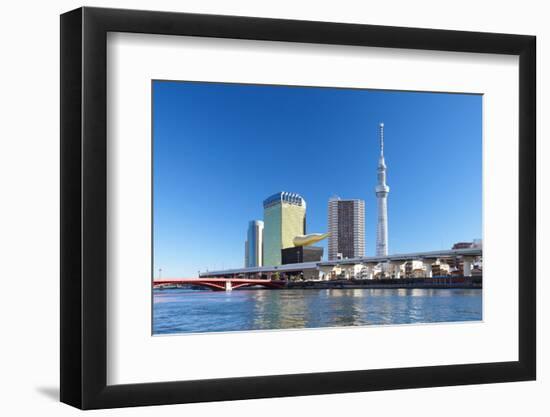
263,192 -> 306,267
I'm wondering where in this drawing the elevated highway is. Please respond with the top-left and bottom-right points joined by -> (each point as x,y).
198,248 -> 482,279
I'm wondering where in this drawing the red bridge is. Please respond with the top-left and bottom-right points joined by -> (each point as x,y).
153,278 -> 286,291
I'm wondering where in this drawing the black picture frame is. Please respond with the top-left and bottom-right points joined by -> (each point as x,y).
60,6 -> 536,410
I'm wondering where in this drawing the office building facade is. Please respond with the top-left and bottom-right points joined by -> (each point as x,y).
328,197 -> 365,260
245,220 -> 264,267
263,192 -> 306,266
282,246 -> 324,265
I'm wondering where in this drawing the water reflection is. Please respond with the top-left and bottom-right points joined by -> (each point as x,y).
153,288 -> 482,335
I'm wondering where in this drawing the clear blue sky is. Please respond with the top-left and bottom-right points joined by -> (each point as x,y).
153,80 -> 482,278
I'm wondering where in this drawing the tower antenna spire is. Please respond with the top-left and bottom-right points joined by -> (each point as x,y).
379,122 -> 384,156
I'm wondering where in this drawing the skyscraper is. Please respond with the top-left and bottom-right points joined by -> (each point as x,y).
328,197 -> 365,260
245,220 -> 264,267
375,122 -> 390,256
263,192 -> 306,266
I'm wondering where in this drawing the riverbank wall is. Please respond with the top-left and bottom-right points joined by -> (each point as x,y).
284,276 -> 482,290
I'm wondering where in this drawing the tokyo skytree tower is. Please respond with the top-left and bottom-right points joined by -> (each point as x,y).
375,122 -> 390,256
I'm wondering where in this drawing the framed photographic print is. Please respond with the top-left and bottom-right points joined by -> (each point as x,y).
60,6 -> 536,409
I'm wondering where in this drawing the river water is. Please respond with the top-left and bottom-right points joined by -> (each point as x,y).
153,287 -> 482,335
153,288 -> 482,335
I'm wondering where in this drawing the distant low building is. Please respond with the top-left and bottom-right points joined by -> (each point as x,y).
452,241 -> 474,249
404,260 -> 425,277
431,262 -> 451,277
448,239 -> 483,276
326,264 -> 363,280
452,239 -> 482,250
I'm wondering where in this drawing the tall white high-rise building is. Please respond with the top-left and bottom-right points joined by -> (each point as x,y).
245,220 -> 264,267
328,197 -> 365,260
375,123 -> 390,256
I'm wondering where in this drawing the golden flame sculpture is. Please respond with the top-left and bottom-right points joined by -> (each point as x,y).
293,233 -> 330,247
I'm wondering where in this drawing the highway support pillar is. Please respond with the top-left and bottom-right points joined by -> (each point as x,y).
391,262 -> 404,279
318,266 -> 334,281
462,256 -> 474,277
364,263 -> 375,280
344,265 -> 356,280
423,259 -> 433,278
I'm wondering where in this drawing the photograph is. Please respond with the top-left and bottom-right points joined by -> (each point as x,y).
152,80 -> 483,335
49,2 -> 538,412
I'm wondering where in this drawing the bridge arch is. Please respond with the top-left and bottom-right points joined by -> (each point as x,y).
153,278 -> 286,291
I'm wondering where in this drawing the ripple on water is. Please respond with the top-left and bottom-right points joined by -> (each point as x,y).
152,288 -> 482,335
